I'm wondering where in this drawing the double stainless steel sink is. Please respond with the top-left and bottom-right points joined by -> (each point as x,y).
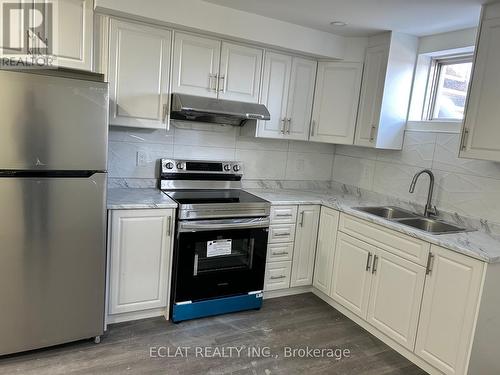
353,206 -> 468,235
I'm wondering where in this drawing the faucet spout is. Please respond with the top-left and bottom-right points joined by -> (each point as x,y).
408,169 -> 437,217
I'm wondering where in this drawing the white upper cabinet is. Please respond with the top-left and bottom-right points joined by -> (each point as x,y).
354,32 -> 418,149
354,45 -> 388,147
313,207 -> 339,295
257,52 -> 317,140
291,205 -> 320,287
285,58 -> 317,140
219,42 -> 263,103
257,52 -> 292,138
310,62 -> 363,144
172,32 -> 221,98
460,3 -> 500,162
35,0 -> 93,71
415,245 -> 484,375
108,19 -> 171,129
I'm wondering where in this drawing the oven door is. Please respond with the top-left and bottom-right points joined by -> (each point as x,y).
172,217 -> 269,303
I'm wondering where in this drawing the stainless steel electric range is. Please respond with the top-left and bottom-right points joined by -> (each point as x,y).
160,159 -> 270,322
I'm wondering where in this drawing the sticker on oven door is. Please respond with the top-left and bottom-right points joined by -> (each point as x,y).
207,239 -> 232,257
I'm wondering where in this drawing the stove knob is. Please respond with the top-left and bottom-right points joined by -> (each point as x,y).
223,164 -> 231,172
233,164 -> 241,172
176,162 -> 184,170
165,162 -> 174,170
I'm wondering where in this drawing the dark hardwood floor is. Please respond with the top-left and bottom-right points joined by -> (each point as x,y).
0,293 -> 427,375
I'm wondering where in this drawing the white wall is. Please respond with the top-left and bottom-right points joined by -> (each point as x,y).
95,0 -> 366,60
108,122 -> 336,182
418,27 -> 477,54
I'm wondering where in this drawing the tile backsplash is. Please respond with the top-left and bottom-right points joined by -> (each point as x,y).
108,121 -> 336,182
332,131 -> 500,225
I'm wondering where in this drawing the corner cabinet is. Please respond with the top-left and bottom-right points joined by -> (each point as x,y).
291,205 -> 320,287
257,52 -> 317,141
107,209 -> 174,323
354,32 -> 418,149
172,33 -> 263,102
309,62 -> 363,145
107,19 -> 172,129
312,207 -> 340,294
460,3 -> 500,162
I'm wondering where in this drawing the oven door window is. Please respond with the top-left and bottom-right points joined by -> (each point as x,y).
195,236 -> 254,275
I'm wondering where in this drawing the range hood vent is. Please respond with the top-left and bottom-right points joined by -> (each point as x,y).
170,93 -> 270,126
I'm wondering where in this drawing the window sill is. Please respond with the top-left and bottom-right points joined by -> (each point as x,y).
406,120 -> 462,134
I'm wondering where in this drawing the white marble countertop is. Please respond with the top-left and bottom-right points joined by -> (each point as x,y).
107,188 -> 177,210
247,188 -> 500,264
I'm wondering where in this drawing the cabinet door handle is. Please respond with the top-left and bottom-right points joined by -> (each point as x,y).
286,118 -> 291,134
310,120 -> 316,137
425,253 -> 435,275
275,214 -> 292,218
299,211 -> 305,227
270,275 -> 286,280
366,252 -> 372,271
460,128 -> 469,151
280,118 -> 285,134
167,216 -> 172,237
218,74 -> 225,92
369,124 -> 376,142
372,254 -> 378,274
272,251 -> 289,256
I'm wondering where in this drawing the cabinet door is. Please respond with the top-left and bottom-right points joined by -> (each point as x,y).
291,205 -> 320,287
354,44 -> 389,147
367,249 -> 426,351
310,62 -> 363,144
284,57 -> 317,140
331,232 -> 375,319
109,209 -> 174,315
415,245 -> 484,375
108,19 -> 171,129
257,52 -> 292,139
460,17 -> 500,162
313,207 -> 339,294
172,32 -> 221,98
218,42 -> 263,103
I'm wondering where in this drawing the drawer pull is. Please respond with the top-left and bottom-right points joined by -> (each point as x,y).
270,275 -> 286,280
274,233 -> 290,237
272,251 -> 288,256
275,214 -> 292,217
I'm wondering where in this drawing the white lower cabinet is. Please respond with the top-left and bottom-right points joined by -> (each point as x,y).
264,261 -> 292,291
367,248 -> 426,350
415,245 -> 484,375
331,232 -> 375,318
313,207 -> 339,294
291,205 -> 320,287
108,209 -> 174,320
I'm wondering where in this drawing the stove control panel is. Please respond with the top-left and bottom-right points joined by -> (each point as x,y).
161,159 -> 243,175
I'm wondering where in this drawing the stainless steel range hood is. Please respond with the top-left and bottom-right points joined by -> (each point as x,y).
170,93 -> 270,126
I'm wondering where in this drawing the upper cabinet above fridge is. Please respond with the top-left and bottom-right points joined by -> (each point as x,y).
354,32 -> 418,149
172,32 -> 263,103
459,2 -> 500,162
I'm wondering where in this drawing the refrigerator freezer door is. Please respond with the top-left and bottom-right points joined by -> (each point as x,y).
0,173 -> 107,355
0,70 -> 108,171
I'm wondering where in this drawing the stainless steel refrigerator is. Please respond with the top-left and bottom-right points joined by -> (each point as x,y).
0,69 -> 108,355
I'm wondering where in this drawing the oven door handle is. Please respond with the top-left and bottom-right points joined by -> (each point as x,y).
178,217 -> 270,232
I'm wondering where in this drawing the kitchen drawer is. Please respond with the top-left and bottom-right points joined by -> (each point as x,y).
267,242 -> 294,262
264,261 -> 292,291
339,214 -> 430,266
268,224 -> 296,243
270,205 -> 298,224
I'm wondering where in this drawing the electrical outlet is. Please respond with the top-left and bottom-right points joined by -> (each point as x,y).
136,151 -> 148,166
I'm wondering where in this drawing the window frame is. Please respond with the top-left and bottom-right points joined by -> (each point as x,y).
423,54 -> 474,122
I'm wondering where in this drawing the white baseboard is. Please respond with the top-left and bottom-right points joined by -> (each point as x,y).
264,286 -> 312,299
106,307 -> 168,326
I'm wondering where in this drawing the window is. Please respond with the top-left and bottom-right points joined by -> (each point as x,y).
425,55 -> 473,121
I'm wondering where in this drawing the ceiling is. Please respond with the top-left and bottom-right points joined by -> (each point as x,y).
203,0 -> 486,37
